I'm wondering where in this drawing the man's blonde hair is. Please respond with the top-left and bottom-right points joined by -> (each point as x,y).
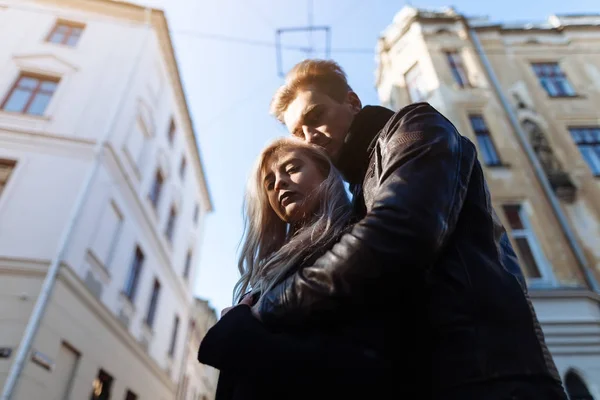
270,59 -> 352,123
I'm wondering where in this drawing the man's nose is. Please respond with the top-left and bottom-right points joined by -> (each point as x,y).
302,126 -> 321,144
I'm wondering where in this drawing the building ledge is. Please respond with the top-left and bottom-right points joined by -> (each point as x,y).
529,287 -> 600,302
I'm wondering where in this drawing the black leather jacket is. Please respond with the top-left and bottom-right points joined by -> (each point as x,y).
256,103 -> 562,390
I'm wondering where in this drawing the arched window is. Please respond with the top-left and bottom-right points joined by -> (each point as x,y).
565,369 -> 594,400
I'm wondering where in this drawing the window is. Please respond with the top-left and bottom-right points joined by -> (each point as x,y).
145,279 -> 161,328
168,315 -> 180,357
126,117 -> 151,171
179,156 -> 187,180
469,115 -> 502,166
124,390 -> 138,400
90,369 -> 113,400
91,201 -> 123,267
46,21 -> 84,47
183,250 -> 192,279
446,51 -> 469,88
404,63 -> 427,103
148,170 -> 164,209
1,74 -> 59,115
165,205 -> 178,242
532,62 -> 575,97
502,204 -> 546,280
168,118 -> 176,145
193,203 -> 199,224
0,159 -> 16,197
569,127 -> 600,176
123,246 -> 144,301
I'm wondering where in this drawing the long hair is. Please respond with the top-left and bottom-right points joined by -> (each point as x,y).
233,138 -> 352,304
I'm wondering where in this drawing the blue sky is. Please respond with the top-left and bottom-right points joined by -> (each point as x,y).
131,0 -> 598,312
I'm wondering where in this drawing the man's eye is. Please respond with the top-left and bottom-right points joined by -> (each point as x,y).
287,166 -> 300,173
306,111 -> 322,125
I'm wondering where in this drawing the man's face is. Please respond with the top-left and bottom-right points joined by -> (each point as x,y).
283,88 -> 361,161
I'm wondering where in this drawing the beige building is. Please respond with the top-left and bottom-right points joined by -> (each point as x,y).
377,6 -> 600,399
0,0 -> 217,399
177,300 -> 218,400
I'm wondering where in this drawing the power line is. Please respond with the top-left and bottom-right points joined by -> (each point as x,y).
4,4 -> 599,57
195,76 -> 279,131
239,0 -> 279,30
329,0 -> 370,26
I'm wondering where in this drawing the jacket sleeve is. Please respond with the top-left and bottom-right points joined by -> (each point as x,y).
198,306 -> 380,373
256,103 -> 477,326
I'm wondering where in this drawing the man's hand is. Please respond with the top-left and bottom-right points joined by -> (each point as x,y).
220,293 -> 257,318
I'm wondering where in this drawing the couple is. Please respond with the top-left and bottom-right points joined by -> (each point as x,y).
198,59 -> 568,399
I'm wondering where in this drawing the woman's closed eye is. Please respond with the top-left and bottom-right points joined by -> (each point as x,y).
286,165 -> 300,174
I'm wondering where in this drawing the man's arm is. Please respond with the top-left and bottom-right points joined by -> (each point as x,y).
256,103 -> 477,326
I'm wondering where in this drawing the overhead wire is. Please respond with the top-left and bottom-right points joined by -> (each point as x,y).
4,3 -> 597,56
238,0 -> 279,30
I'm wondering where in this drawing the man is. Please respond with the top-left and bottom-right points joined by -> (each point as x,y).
254,59 -> 567,399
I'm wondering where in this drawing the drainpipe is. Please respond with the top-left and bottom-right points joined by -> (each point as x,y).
1,8 -> 154,400
465,23 -> 600,294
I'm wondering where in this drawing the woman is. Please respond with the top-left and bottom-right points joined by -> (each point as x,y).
198,138 -> 389,400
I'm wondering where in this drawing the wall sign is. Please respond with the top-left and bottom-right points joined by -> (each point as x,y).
31,350 -> 54,371
0,347 -> 12,358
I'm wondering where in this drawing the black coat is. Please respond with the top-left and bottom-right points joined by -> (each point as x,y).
256,103 -> 565,396
198,305 -> 390,400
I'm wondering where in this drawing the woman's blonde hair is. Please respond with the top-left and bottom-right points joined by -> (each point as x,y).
233,137 -> 352,304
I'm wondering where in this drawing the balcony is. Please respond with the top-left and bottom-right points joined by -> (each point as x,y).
547,170 -> 577,203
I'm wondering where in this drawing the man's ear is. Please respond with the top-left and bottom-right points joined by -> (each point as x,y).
346,91 -> 362,113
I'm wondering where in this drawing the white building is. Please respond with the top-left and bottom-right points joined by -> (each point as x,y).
376,6 -> 600,399
0,0 -> 216,399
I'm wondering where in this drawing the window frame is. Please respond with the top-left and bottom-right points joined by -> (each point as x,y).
167,118 -> 176,145
404,62 -> 427,103
165,204 -> 178,243
468,114 -> 503,167
168,315 -> 180,358
0,159 -> 17,198
145,278 -> 161,328
568,126 -> 600,177
531,62 -> 576,98
501,203 -> 554,286
148,169 -> 164,209
183,250 -> 192,279
123,246 -> 144,301
446,50 -> 470,88
46,20 -> 85,47
0,73 -> 60,116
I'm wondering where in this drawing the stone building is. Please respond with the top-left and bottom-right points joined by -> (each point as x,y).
0,0 -> 216,399
376,6 -> 600,398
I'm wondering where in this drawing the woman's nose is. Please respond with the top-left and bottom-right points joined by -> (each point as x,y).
274,175 -> 288,191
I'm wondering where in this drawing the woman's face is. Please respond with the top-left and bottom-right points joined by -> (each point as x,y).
263,148 -> 326,225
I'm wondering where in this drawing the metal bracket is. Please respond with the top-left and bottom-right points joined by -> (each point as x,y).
275,26 -> 331,77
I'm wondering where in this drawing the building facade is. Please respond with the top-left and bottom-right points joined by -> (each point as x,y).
376,6 -> 600,399
0,1 -> 216,399
177,299 -> 218,400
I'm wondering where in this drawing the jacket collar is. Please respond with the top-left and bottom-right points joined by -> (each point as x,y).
335,105 -> 395,184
